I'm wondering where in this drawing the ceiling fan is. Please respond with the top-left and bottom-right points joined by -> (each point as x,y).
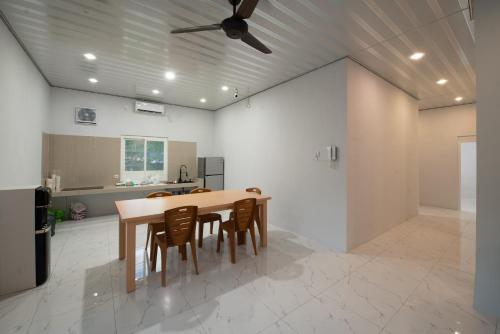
170,0 -> 272,54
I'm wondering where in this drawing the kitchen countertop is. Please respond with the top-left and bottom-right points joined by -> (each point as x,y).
51,179 -> 203,198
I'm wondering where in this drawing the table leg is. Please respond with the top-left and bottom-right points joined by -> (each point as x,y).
126,223 -> 136,293
260,202 -> 268,248
119,217 -> 126,260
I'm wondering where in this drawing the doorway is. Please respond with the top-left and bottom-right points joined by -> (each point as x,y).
459,138 -> 477,213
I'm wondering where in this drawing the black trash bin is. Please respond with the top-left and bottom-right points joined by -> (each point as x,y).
35,186 -> 51,286
35,225 -> 51,286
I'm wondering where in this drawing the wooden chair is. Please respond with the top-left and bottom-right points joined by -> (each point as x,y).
151,206 -> 199,286
217,198 -> 257,264
145,192 -> 173,260
190,188 -> 223,248
245,187 -> 262,237
245,187 -> 262,195
229,187 -> 263,242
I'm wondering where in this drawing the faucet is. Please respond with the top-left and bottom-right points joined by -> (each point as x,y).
178,164 -> 189,183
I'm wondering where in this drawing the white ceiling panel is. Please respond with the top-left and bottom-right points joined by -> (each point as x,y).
0,0 -> 475,110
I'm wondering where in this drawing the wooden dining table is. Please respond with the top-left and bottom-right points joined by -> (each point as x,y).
115,189 -> 272,292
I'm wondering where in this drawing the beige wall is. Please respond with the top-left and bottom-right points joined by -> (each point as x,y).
168,141 -> 197,182
419,104 -> 476,209
0,188 -> 36,295
47,134 -> 120,188
346,59 -> 419,250
43,134 -> 197,188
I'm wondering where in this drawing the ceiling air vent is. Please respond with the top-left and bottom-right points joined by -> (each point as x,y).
135,101 -> 165,116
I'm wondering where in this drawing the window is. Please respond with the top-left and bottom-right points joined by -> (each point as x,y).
120,136 -> 167,182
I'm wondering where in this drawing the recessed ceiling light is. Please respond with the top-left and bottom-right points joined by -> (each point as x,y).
200,98 -> 207,103
221,85 -> 229,91
88,78 -> 98,83
83,53 -> 96,61
436,79 -> 448,85
152,89 -> 160,95
409,52 -> 425,60
165,71 -> 176,80
455,96 -> 463,102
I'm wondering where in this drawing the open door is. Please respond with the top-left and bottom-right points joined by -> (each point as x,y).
459,138 -> 477,213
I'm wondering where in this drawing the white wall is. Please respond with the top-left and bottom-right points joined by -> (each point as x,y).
419,104 -> 476,209
49,88 -> 215,156
214,59 -> 349,251
474,0 -> 500,317
0,20 -> 50,187
214,58 -> 419,252
346,60 -> 419,249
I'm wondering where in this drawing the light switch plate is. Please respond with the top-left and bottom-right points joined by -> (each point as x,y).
315,145 -> 337,161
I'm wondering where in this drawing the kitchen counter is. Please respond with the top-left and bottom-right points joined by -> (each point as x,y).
51,179 -> 203,198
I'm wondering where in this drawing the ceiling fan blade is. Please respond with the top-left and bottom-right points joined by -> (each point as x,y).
241,32 -> 272,54
171,24 -> 221,34
236,0 -> 260,19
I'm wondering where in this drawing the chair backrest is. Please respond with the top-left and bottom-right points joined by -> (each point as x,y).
233,198 -> 256,232
163,206 -> 198,246
245,187 -> 262,195
147,191 -> 173,199
190,188 -> 211,194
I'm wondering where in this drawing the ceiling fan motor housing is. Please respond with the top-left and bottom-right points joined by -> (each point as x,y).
222,17 -> 248,39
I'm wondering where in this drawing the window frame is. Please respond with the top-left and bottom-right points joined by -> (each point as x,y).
120,135 -> 168,182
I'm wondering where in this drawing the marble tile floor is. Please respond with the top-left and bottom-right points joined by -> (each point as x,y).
0,207 -> 497,334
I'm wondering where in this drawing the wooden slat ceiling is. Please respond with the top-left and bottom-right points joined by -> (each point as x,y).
0,0 -> 475,110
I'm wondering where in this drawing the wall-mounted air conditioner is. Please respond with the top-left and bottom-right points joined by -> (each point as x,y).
135,101 -> 165,116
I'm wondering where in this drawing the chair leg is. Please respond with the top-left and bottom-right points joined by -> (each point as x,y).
219,218 -> 224,241
228,227 -> 236,264
149,232 -> 156,264
237,231 -> 246,245
190,240 -> 199,275
160,245 -> 167,287
210,221 -> 214,234
216,225 -> 223,253
179,244 -> 187,261
249,225 -> 258,256
255,211 -> 262,239
151,239 -> 158,272
145,224 -> 151,250
198,222 -> 204,248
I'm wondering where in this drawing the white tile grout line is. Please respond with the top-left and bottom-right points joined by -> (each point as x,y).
254,232 -> 392,334
316,232 -> 405,333
106,223 -> 119,334
39,216 -> 479,334
378,221 -> 477,333
25,289 -> 45,334
24,231 -> 70,333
